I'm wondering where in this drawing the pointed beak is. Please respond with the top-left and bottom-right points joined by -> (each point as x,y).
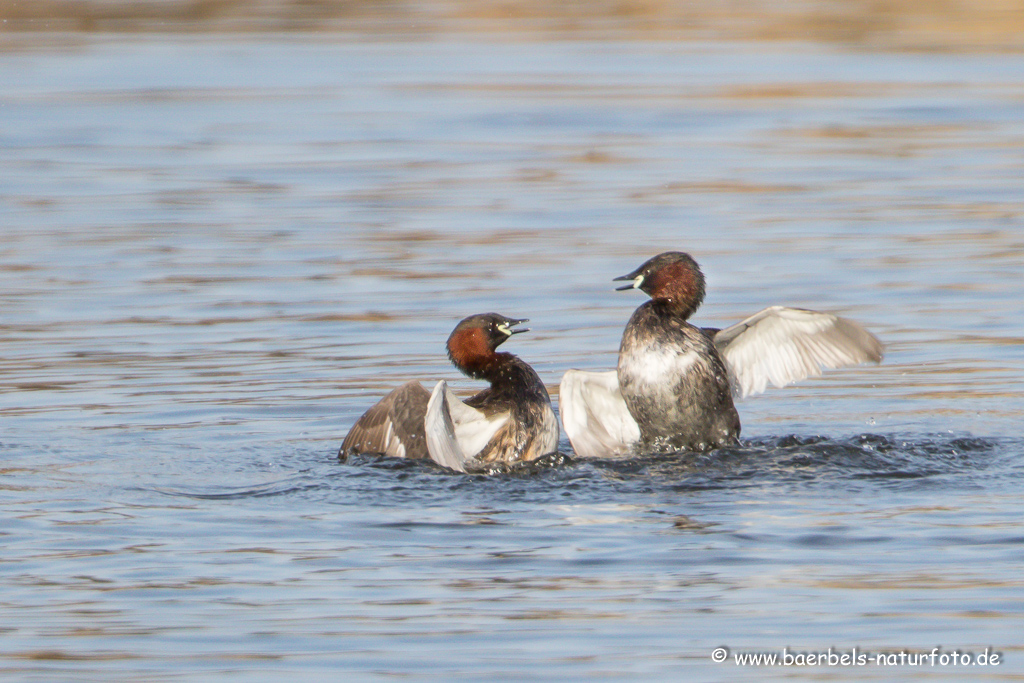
507,318 -> 530,334
498,318 -> 530,336
613,271 -> 644,291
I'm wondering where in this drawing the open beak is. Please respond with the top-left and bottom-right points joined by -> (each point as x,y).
613,270 -> 644,291
501,318 -> 530,335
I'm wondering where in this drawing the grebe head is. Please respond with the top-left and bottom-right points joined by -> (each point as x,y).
613,251 -> 706,320
446,313 -> 529,372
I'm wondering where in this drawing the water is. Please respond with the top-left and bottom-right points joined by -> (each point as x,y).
2,33 -> 1024,681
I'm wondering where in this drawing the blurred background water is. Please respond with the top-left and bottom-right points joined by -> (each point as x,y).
2,2 -> 1024,680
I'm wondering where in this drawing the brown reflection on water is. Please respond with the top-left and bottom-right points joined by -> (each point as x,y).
812,572 -> 1024,591
2,0 -> 1024,52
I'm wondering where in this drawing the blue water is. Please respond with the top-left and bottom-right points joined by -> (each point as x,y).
2,35 -> 1024,681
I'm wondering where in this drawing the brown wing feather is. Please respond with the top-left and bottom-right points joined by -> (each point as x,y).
340,381 -> 431,460
472,403 -> 559,465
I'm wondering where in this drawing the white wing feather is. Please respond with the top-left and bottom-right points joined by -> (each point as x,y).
714,306 -> 883,399
558,370 -> 641,459
424,381 -> 509,472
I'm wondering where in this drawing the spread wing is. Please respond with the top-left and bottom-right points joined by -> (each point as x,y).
424,381 -> 509,472
340,381 -> 431,459
713,306 -> 883,399
558,369 -> 641,459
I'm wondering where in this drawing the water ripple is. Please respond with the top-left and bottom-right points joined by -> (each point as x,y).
333,433 -> 1018,503
143,475 -> 329,500
3,35 -> 1024,682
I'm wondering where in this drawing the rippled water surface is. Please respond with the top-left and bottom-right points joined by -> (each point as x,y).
2,34 -> 1024,681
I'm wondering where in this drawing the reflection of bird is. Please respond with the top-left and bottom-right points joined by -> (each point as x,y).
560,252 -> 883,458
341,313 -> 559,472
